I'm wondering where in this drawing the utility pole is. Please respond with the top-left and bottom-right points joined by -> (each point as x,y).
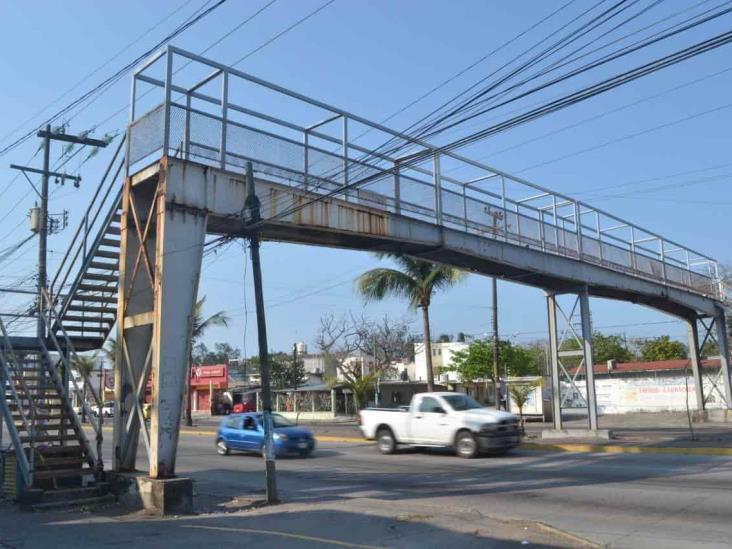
245,161 -> 278,504
492,277 -> 501,409
11,125 -> 108,340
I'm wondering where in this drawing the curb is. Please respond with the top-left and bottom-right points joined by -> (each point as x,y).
520,442 -> 732,457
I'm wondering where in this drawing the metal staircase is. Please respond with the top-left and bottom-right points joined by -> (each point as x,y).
0,138 -> 124,507
50,138 -> 124,351
0,315 -> 109,508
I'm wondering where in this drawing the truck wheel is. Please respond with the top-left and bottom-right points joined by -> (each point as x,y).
376,428 -> 396,455
455,431 -> 478,459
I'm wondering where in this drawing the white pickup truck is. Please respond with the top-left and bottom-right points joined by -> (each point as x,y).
359,392 -> 521,458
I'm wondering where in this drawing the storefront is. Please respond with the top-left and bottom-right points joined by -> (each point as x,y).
190,364 -> 229,414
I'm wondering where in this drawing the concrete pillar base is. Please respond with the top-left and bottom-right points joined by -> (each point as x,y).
541,428 -> 612,440
136,477 -> 193,516
694,409 -> 732,423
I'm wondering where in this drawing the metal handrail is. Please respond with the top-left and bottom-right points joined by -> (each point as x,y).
40,288 -> 102,475
0,317 -> 34,486
54,189 -> 122,327
50,136 -> 125,301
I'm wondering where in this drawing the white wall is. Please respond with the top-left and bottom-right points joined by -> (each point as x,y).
414,341 -> 468,383
562,375 -> 726,414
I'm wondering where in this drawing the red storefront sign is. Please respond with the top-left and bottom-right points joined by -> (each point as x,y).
190,364 -> 229,389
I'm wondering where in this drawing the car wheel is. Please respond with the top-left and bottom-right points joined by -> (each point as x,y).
216,438 -> 230,456
376,428 -> 396,455
455,431 -> 478,459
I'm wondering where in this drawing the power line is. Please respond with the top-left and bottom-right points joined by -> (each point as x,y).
0,0 -> 202,150
0,0 -> 231,160
515,100 -> 732,174
231,0 -> 336,66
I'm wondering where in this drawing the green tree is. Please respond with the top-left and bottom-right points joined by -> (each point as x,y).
640,336 -> 688,361
73,354 -> 97,423
186,297 -> 230,426
444,339 -> 541,388
560,332 -> 635,366
357,254 -> 464,391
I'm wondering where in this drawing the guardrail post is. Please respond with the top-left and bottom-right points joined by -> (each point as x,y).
162,49 -> 173,157
303,129 -> 309,191
575,202 -> 583,259
220,71 -> 228,169
433,152 -> 442,225
595,211 -> 603,264
184,93 -> 191,161
342,115 -> 349,200
393,160 -> 400,214
501,176 -> 508,241
630,226 -> 637,272
659,239 -> 667,284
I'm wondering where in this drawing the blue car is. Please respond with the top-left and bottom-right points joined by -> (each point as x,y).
216,413 -> 316,457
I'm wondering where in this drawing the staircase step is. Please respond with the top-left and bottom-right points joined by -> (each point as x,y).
12,413 -> 65,421
20,433 -> 81,444
72,295 -> 117,304
62,326 -> 109,333
33,467 -> 92,481
10,402 -> 65,410
99,238 -> 121,248
77,284 -> 118,294
89,261 -> 119,271
32,493 -> 115,511
61,315 -> 115,324
82,272 -> 118,283
106,226 -> 121,236
94,250 -> 119,260
66,304 -> 115,314
38,483 -> 109,503
36,445 -> 84,457
36,455 -> 85,468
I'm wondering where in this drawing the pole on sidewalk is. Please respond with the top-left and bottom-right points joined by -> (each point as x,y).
492,277 -> 500,409
245,161 -> 278,504
37,124 -> 50,341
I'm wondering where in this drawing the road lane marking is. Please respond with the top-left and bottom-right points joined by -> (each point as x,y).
182,525 -> 386,548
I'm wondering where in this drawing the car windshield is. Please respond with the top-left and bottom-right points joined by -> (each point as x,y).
442,394 -> 483,411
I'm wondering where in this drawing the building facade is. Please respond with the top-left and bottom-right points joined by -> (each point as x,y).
413,341 -> 469,383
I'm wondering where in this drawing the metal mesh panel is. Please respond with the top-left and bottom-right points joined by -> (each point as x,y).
128,105 -> 164,166
601,241 -> 632,270
168,105 -> 186,157
581,235 -> 600,262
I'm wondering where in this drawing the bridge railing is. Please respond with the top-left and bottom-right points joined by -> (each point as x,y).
126,46 -> 720,300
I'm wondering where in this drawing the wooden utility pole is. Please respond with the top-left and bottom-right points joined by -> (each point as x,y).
244,162 -> 278,504
10,126 -> 108,339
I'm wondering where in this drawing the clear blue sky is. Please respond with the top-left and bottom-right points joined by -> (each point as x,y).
0,0 -> 730,355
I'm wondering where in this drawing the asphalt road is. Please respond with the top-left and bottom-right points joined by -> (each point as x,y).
3,429 -> 731,548
154,432 -> 732,548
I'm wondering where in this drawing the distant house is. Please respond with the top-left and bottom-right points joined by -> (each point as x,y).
414,341 -> 469,384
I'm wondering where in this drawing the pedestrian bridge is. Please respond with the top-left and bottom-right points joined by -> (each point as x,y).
3,48 -> 728,498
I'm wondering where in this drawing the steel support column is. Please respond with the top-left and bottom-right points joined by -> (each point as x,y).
150,197 -> 206,478
114,159 -> 207,478
579,289 -> 598,431
687,319 -> 706,410
546,293 -> 562,430
715,309 -> 732,408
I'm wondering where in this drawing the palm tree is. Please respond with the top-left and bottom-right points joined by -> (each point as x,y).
185,297 -> 230,426
357,254 -> 464,391
73,355 -> 97,423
